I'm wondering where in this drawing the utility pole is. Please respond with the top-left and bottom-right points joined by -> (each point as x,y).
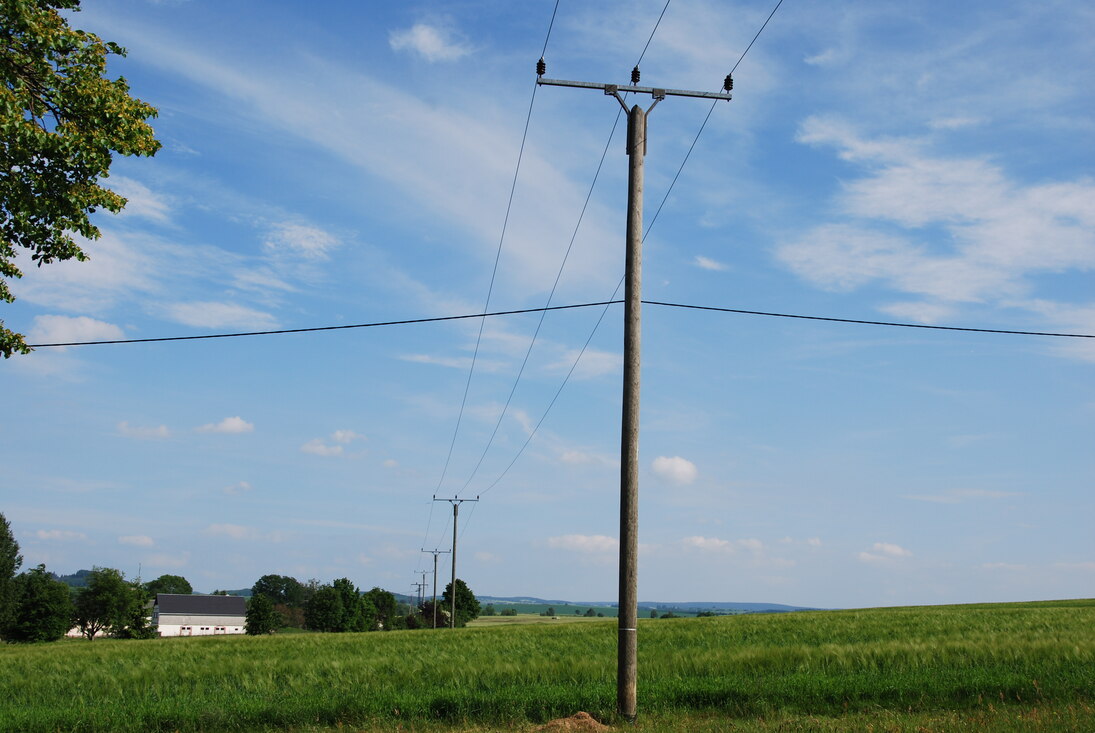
537,62 -> 731,722
433,496 -> 479,629
421,547 -> 451,628
412,578 -> 427,609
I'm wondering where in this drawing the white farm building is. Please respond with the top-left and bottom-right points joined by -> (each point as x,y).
153,594 -> 247,637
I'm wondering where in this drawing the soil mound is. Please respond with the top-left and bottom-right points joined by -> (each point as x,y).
536,711 -> 609,731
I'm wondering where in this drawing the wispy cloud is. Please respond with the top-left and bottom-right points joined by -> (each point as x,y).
118,535 -> 154,547
694,255 -> 729,271
389,21 -> 471,63
160,301 -> 277,330
858,542 -> 912,563
547,534 -> 618,554
117,421 -> 171,440
904,488 -> 1022,504
300,430 -> 365,457
35,529 -> 87,541
28,315 -> 124,348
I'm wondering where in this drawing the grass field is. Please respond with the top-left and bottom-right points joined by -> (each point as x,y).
2,599 -> 1093,731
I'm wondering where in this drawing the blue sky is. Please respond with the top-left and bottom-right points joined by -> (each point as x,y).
3,0 -> 1093,609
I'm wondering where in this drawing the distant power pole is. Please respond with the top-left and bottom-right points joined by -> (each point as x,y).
537,62 -> 731,722
421,547 -> 451,628
412,578 -> 427,609
433,496 -> 479,629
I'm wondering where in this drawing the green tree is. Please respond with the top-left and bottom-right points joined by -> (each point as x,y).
585,608 -> 596,617
1,0 -> 161,357
441,579 -> 480,628
482,603 -> 496,616
304,584 -> 343,632
143,574 -> 192,597
332,577 -> 375,632
245,593 -> 277,635
251,574 -> 305,607
2,564 -> 72,642
650,609 -> 658,619
363,586 -> 398,630
0,512 -> 21,633
72,567 -> 135,640
113,581 -> 155,639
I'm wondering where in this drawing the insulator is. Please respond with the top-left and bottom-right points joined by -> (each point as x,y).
631,66 -> 640,85
536,57 -> 546,77
723,74 -> 733,92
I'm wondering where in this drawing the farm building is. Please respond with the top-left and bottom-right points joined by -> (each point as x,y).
153,594 -> 247,637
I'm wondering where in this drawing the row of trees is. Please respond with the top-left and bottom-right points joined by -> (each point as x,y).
244,573 -> 480,635
1,514 -> 481,642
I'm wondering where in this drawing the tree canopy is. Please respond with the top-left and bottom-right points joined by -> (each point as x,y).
2,563 -> 71,642
0,511 -> 21,631
245,593 -> 277,635
1,0 -> 160,357
72,566 -> 136,640
251,574 -> 306,607
441,579 -> 480,628
144,574 -> 192,597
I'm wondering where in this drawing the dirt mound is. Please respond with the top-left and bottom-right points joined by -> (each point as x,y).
536,711 -> 609,731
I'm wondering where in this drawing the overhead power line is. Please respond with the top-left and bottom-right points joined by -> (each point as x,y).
26,299 -> 1094,349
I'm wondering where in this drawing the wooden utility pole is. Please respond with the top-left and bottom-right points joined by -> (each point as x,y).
433,496 -> 478,629
538,64 -> 730,722
421,547 -> 451,628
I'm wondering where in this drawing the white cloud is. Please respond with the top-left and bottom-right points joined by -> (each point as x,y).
263,222 -> 339,260
547,534 -> 618,554
928,116 -> 983,131
389,22 -> 471,62
400,353 -> 507,372
160,301 -> 277,330
301,430 -> 364,456
682,536 -> 765,554
197,416 -> 254,434
28,315 -> 125,349
145,552 -> 189,569
652,456 -> 698,485
553,348 -> 620,380
331,430 -> 365,444
806,537 -> 823,547
858,542 -> 912,563
382,459 -> 398,468
780,117 -> 1095,345
117,421 -> 171,439
35,529 -> 86,541
107,176 -> 171,223
682,535 -> 732,552
118,535 -> 154,547
694,255 -> 728,271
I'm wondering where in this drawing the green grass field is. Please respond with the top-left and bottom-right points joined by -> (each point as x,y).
2,599 -> 1093,731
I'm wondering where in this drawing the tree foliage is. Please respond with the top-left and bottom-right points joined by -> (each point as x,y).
303,584 -> 344,632
1,0 -> 161,357
72,566 -> 135,640
252,574 -> 306,607
2,563 -> 72,642
0,511 -> 21,631
363,586 -> 398,630
143,574 -> 192,597
441,579 -> 480,628
245,593 -> 277,635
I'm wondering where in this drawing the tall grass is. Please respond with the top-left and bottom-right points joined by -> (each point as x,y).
2,600 -> 1092,731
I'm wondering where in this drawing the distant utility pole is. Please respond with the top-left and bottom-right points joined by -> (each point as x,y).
537,61 -> 731,722
412,578 -> 427,609
421,547 -> 451,628
433,496 -> 479,629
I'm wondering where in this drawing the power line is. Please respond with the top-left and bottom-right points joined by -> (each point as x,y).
647,0 -> 786,236
27,298 -> 1094,350
432,0 -> 563,497
453,1 -> 678,495
644,300 -> 1095,339
24,301 -> 620,348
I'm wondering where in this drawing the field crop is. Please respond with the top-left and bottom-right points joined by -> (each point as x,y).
1,599 -> 1093,731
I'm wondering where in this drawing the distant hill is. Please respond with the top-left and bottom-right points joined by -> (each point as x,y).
478,595 -> 821,615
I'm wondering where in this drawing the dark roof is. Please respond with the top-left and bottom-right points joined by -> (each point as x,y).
156,593 -> 246,616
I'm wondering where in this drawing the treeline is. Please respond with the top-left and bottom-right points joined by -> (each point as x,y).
243,573 -> 479,634
0,513 -> 481,643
